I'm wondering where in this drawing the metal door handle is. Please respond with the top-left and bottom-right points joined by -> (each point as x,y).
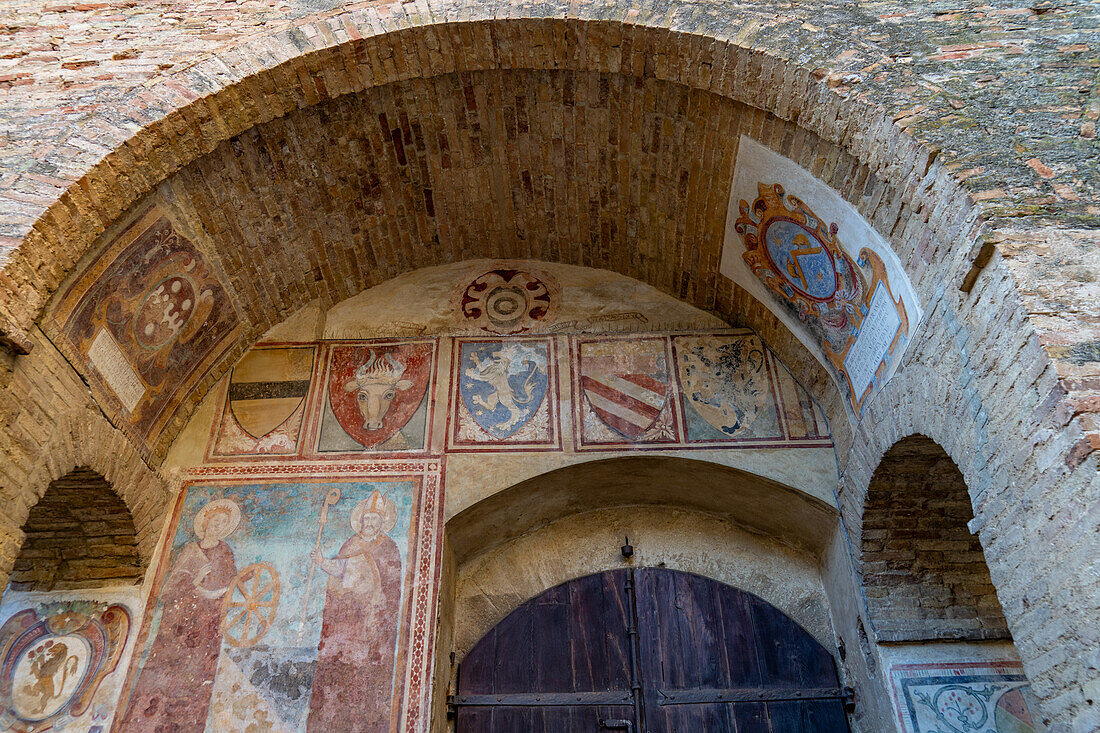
599,720 -> 633,731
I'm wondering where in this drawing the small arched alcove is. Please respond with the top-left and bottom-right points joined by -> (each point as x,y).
8,467 -> 143,592
860,434 -> 1010,643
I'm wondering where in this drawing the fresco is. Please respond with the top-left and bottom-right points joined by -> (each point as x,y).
207,332 -> 832,459
448,338 -> 559,451
889,661 -> 1046,733
314,342 -> 435,455
574,336 -> 679,446
458,268 -> 556,334
722,137 -> 923,417
50,207 -> 240,443
211,345 -> 316,459
571,333 -> 832,451
0,587 -> 142,733
116,471 -> 440,732
673,333 -> 830,447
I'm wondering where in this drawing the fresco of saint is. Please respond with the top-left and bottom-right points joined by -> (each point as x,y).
307,491 -> 402,732
118,498 -> 240,732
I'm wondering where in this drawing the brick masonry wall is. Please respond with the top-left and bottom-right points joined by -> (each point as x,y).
0,328 -> 168,577
861,435 -> 1010,643
9,466 -> 143,590
0,5 -> 1094,730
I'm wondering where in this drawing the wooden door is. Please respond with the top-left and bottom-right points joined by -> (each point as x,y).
454,569 -> 849,732
454,572 -> 638,731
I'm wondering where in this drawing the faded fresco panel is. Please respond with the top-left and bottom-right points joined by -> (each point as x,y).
0,586 -> 143,733
448,338 -> 559,451
673,333 -> 832,449
314,342 -> 435,456
115,473 -> 439,732
722,137 -> 923,418
889,661 -> 1046,733
572,335 -> 680,449
50,207 -> 240,443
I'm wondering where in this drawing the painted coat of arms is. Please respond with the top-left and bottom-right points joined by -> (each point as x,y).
50,208 -> 239,441
734,182 -> 910,413
459,269 -> 555,334
0,602 -> 130,732
890,662 -> 1045,733
675,334 -> 780,441
318,343 -> 433,453
213,346 -> 315,457
451,339 -> 557,448
575,337 -> 677,446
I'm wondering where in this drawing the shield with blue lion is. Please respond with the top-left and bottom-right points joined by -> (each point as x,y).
459,341 -> 549,439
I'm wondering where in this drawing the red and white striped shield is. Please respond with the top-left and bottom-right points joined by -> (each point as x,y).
579,340 -> 669,439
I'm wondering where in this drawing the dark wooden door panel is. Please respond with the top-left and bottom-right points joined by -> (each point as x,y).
748,596 -> 840,690
456,568 -> 850,733
457,571 -> 637,732
457,704 -> 636,732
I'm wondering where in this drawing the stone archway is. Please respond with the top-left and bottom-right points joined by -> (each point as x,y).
0,10 -> 1091,730
436,455 -> 845,731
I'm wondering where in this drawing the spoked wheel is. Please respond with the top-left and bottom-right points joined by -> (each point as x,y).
221,561 -> 280,647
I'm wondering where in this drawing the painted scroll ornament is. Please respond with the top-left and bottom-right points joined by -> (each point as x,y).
735,183 -> 910,412
0,602 -> 130,732
460,269 -> 553,334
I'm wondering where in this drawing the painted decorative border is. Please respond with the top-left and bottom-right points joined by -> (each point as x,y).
888,661 -> 1033,733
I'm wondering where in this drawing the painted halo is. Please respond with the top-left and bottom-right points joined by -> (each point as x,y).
193,498 -> 242,540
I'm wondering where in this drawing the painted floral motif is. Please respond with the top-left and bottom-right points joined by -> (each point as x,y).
890,662 -> 1046,733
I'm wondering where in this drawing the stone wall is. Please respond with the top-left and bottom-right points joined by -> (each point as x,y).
8,467 -> 143,590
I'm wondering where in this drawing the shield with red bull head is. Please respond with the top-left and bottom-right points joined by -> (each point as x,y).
325,343 -> 432,449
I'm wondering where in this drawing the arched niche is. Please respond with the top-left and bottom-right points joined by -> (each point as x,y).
433,456 -> 845,730
860,434 -> 1010,643
8,467 -> 143,592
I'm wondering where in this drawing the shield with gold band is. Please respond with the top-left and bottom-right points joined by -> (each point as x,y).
228,347 -> 314,439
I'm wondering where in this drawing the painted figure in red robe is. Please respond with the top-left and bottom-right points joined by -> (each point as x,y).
118,499 -> 240,732
307,491 -> 402,732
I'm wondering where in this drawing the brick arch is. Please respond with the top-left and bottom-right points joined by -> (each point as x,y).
838,356 -> 1096,726
2,406 -> 170,591
9,466 -> 144,591
0,13 -> 952,357
0,9 -> 1090,729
